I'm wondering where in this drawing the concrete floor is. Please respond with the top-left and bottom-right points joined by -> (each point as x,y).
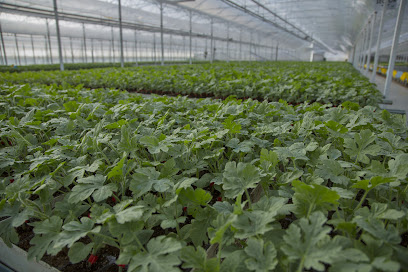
370,74 -> 408,115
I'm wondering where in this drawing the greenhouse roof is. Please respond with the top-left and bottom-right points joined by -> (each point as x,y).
0,0 -> 407,59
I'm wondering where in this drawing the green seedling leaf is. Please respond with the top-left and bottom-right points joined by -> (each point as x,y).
282,211 -> 342,271
292,180 -> 340,218
344,129 -> 381,164
68,242 -> 94,264
140,135 -> 169,154
352,176 -> 395,192
68,174 -> 117,203
178,187 -> 211,216
127,236 -> 182,272
244,238 -> 278,272
28,216 -> 63,261
222,116 -> 241,134
315,159 -> 349,185
181,246 -> 219,272
222,162 -> 261,198
130,167 -> 172,197
54,217 -> 101,250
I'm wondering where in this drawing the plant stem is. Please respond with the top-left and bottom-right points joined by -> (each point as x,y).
354,190 -> 369,211
245,189 -> 252,209
296,256 -> 305,272
306,203 -> 315,219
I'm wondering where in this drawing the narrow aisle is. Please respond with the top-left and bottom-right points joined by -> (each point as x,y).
371,74 -> 408,115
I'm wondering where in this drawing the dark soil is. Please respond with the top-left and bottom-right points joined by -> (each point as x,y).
15,223 -> 122,272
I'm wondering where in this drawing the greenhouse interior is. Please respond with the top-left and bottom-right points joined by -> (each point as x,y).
1,0 -> 408,272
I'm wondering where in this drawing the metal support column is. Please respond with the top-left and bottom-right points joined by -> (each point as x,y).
153,34 -> 156,63
46,19 -> 53,64
226,24 -> 230,62
53,0 -> 64,70
183,36 -> 186,61
160,1 -> 164,65
365,12 -> 376,74
22,44 -> 27,65
31,35 -> 36,64
351,45 -> 356,65
118,0 -> 124,68
189,10 -> 192,64
275,42 -> 278,61
357,37 -> 363,68
44,35 -> 49,64
134,31 -> 138,65
310,42 -> 314,62
14,34 -> 21,65
101,40 -> 105,63
249,32 -> 252,60
363,26 -> 370,69
239,29 -> 242,60
371,0 -> 388,82
125,41 -> 128,63
0,21 -> 7,65
111,27 -> 115,63
359,28 -> 367,70
91,39 -> 94,63
384,0 -> 406,97
82,23 -> 87,63
170,34 -> 173,61
70,37 -> 74,63
358,29 -> 364,69
210,19 -> 214,63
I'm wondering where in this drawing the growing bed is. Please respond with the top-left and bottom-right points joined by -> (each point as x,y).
0,62 -> 407,272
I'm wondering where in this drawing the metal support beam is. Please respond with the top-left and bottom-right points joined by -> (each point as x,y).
226,23 -> 230,62
125,40 -> 128,63
365,12 -> 376,74
44,35 -> 49,64
220,0 -> 334,53
359,28 -> 367,70
169,34 -> 172,61
14,34 -> 21,66
249,32 -> 252,61
91,39 -> 94,63
275,42 -> 278,61
82,23 -> 87,63
53,0 -> 64,70
101,40 -> 105,63
189,10 -> 192,65
384,0 -> 406,97
0,21 -> 7,65
239,28 -> 242,60
70,37 -> 74,63
371,0 -> 388,82
22,44 -> 27,65
153,34 -> 156,63
310,42 -> 314,62
210,19 -> 214,64
30,35 -> 36,64
118,0 -> 124,68
160,1 -> 164,66
46,19 -> 53,64
362,19 -> 371,72
357,37 -> 363,68
134,31 -> 138,66
111,27 -> 115,63
358,29 -> 364,69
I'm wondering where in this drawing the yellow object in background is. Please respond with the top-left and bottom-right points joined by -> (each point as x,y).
400,72 -> 408,82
